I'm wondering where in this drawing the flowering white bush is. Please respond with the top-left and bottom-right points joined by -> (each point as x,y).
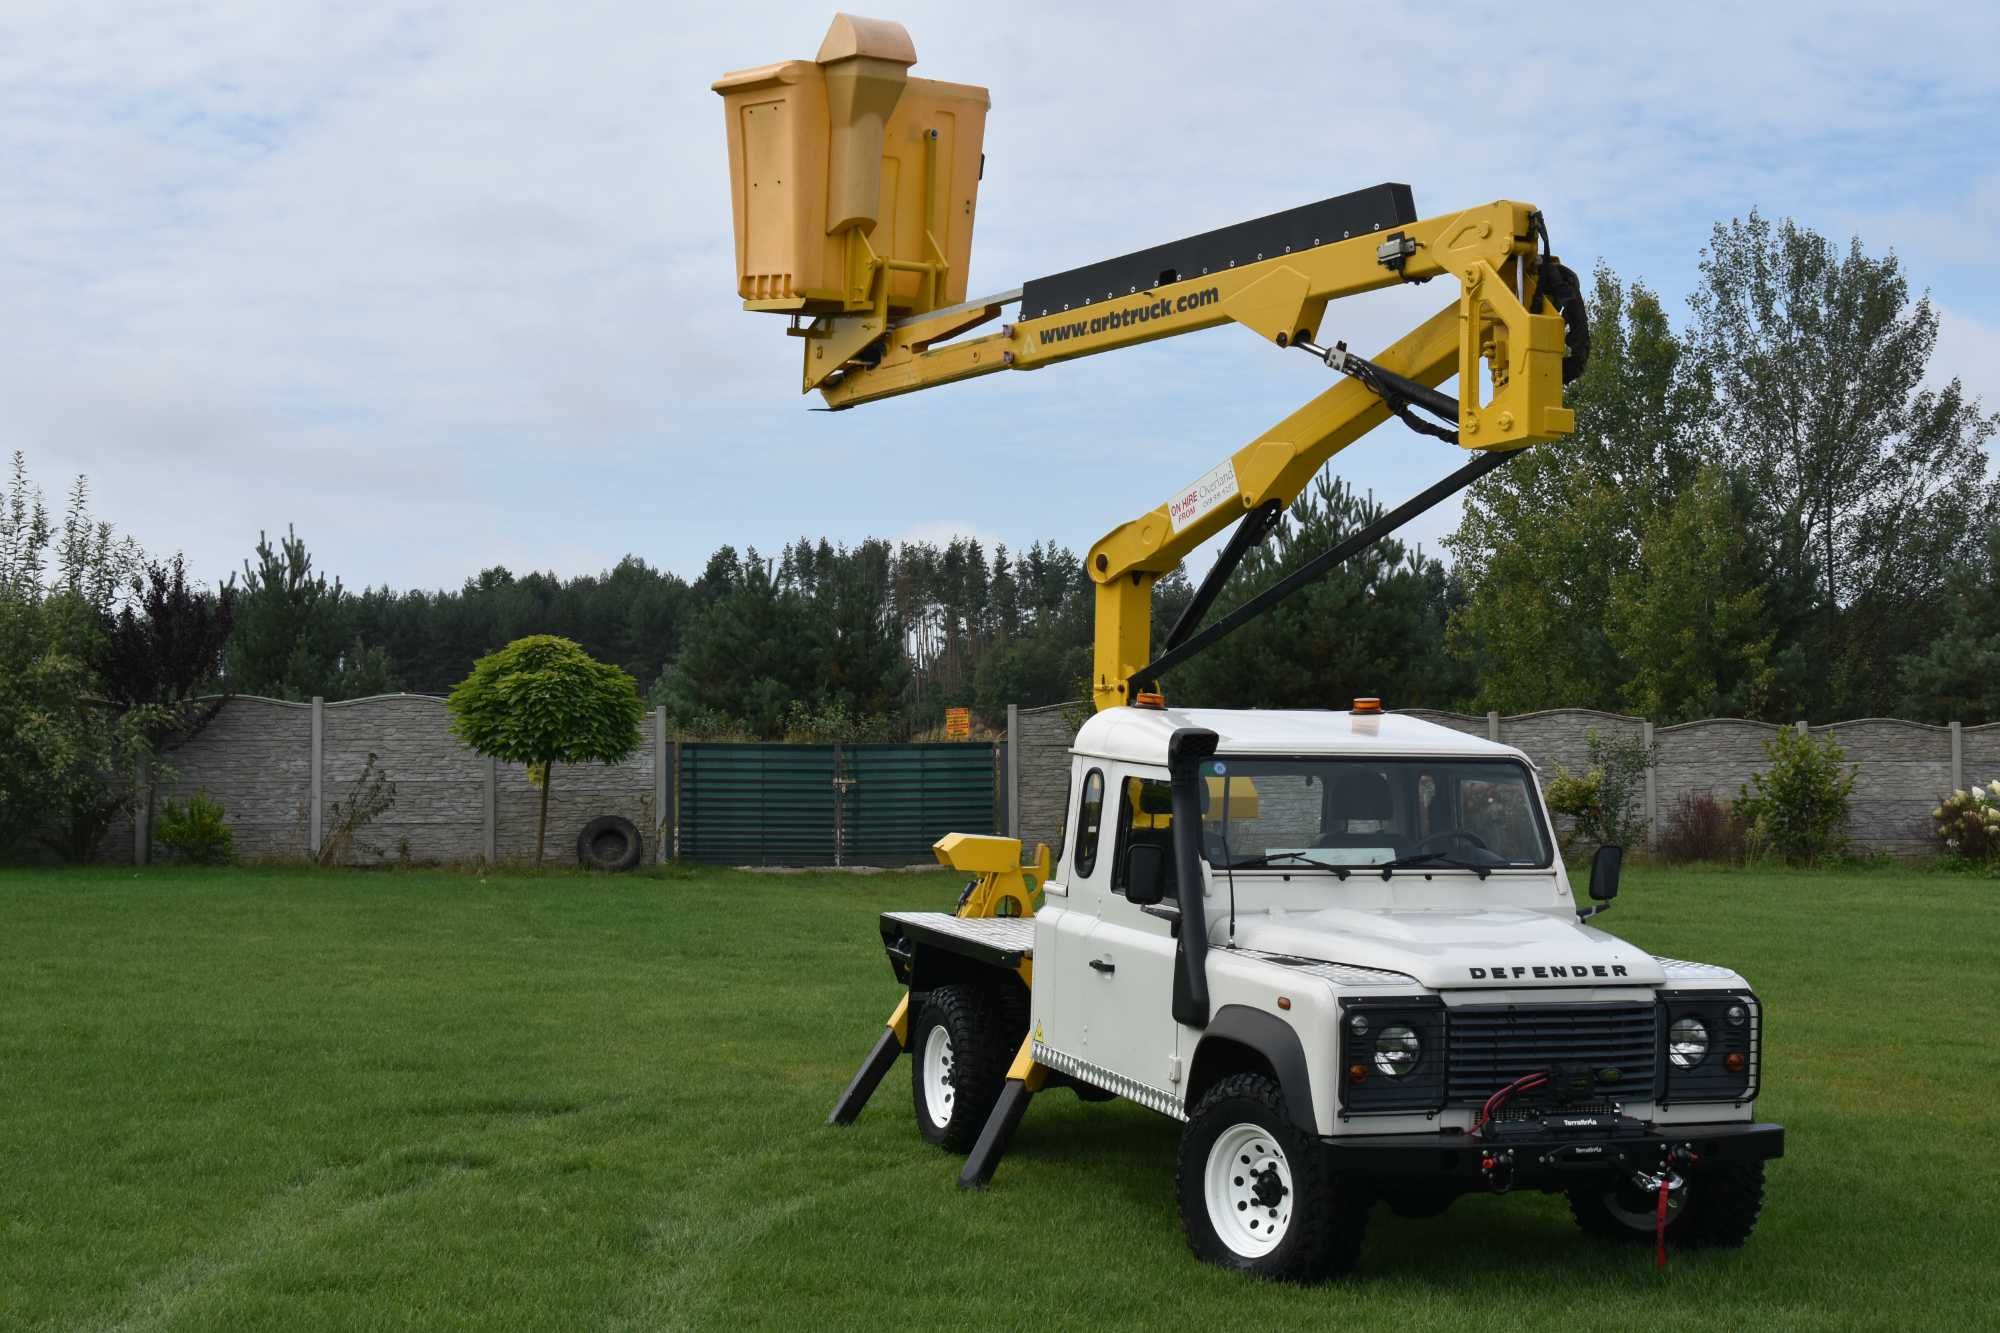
1934,783 -> 2000,862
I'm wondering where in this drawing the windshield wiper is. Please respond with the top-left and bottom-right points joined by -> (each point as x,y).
1377,852 -> 1491,880
1220,851 -> 1351,879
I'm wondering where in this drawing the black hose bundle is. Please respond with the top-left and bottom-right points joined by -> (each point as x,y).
1526,210 -> 1591,384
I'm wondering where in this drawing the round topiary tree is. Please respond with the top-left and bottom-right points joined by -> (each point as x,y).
447,635 -> 645,864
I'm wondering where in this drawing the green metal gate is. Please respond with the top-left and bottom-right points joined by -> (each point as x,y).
677,742 -> 997,866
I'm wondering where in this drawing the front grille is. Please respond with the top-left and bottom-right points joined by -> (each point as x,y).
1446,1003 -> 1659,1108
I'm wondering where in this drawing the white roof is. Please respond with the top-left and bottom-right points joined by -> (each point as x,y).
1071,706 -> 1521,767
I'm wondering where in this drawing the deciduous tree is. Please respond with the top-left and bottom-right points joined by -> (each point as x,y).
447,635 -> 644,863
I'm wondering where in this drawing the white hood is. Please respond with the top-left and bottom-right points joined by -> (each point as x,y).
1226,905 -> 1666,991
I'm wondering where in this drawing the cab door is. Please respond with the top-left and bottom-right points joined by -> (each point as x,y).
1076,771 -> 1184,1103
1035,763 -> 1107,1060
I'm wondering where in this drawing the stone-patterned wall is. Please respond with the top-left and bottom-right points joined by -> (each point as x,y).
496,751 -> 656,865
1957,724 -> 2000,790
135,693 -> 661,867
1814,720 -> 1951,853
1013,702 -> 1082,861
1654,720 -> 1783,819
156,696 -> 315,859
1009,704 -> 1979,860
321,696 -> 485,864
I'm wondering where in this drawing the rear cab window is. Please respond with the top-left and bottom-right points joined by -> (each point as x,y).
1072,768 -> 1106,878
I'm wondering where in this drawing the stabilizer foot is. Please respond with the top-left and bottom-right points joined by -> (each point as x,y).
958,1078 -> 1033,1189
828,1025 -> 904,1127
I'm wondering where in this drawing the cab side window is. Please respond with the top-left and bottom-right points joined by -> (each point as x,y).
1112,776 -> 1176,899
1072,769 -> 1106,878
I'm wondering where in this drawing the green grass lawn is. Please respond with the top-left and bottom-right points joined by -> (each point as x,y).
3,863 -> 1997,1331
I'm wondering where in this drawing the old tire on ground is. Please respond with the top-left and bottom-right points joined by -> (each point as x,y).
1567,1159 -> 1765,1249
576,815 -> 643,872
911,985 -> 1013,1153
1176,1072 -> 1371,1282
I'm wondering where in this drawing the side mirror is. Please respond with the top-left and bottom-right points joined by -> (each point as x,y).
1124,843 -> 1168,906
1588,844 -> 1623,904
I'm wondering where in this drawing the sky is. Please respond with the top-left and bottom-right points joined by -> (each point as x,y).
3,0 -> 1997,595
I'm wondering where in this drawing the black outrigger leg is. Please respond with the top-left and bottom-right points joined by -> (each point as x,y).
958,1035 -> 1048,1189
826,994 -> 909,1126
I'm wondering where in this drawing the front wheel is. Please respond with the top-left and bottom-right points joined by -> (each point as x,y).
1568,1159 -> 1766,1249
1176,1073 -> 1370,1281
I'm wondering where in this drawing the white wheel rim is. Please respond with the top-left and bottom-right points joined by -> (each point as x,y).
1205,1122 -> 1293,1258
921,1026 -> 956,1129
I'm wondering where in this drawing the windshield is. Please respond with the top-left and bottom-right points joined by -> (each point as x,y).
1196,756 -> 1553,870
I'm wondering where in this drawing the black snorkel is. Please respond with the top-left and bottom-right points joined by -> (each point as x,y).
1168,727 -> 1218,1028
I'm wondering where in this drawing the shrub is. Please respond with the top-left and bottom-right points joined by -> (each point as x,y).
1659,790 -> 1747,864
1544,727 -> 1656,854
156,790 -> 233,864
1933,782 -> 2000,863
1736,728 -> 1857,865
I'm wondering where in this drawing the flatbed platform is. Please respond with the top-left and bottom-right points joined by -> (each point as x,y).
880,911 -> 1034,984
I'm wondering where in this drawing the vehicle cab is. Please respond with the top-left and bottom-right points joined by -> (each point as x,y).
1026,703 -> 1781,1278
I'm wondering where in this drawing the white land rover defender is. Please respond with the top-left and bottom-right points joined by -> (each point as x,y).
854,704 -> 1783,1281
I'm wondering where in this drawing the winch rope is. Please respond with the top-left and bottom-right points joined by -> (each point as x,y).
1655,1176 -> 1672,1271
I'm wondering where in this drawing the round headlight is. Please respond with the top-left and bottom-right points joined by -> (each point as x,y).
1374,1025 -> 1420,1078
1668,1016 -> 1710,1068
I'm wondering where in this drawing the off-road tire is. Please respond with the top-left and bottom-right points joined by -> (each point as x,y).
1568,1159 -> 1765,1249
910,985 -> 1012,1153
1684,1159 -> 1766,1248
1176,1073 -> 1371,1282
575,815 -> 642,872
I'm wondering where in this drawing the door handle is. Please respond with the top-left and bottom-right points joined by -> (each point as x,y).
1089,958 -> 1116,974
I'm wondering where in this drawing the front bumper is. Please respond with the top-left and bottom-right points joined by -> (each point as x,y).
1321,1120 -> 1783,1190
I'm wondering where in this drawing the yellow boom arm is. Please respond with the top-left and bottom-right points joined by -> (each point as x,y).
717,17 -> 1580,713
824,200 -> 1575,710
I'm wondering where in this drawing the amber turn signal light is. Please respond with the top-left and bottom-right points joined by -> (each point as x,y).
1725,1052 -> 1746,1074
1347,1063 -> 1369,1084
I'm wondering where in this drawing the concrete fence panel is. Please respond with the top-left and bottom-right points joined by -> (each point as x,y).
1013,702 -> 1082,862
1958,723 -> 2000,792
156,696 -> 315,859
1653,719 -> 1786,822
321,695 -> 484,864
1814,719 -> 1951,854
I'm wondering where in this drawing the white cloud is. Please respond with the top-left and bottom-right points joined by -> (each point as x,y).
0,0 -> 1995,592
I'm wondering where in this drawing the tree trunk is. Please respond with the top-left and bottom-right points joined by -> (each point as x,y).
537,764 -> 552,863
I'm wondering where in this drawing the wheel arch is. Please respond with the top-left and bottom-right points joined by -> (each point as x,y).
1187,1005 -> 1316,1134
907,943 -> 1029,1002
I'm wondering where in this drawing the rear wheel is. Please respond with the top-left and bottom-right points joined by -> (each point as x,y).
1176,1073 -> 1370,1281
910,986 -> 1011,1153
